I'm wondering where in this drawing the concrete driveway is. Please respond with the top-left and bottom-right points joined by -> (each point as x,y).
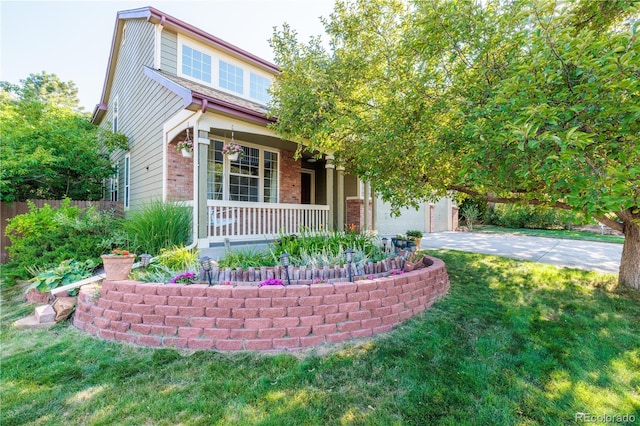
419,231 -> 622,274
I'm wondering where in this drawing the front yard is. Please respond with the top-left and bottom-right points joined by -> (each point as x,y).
1,250 -> 638,425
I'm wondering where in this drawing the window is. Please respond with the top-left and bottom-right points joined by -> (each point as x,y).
112,95 -> 119,133
109,164 -> 119,201
250,73 -> 271,104
207,141 -> 278,203
207,140 -> 224,200
182,45 -> 211,83
229,146 -> 260,202
124,153 -> 130,209
219,60 -> 243,94
263,151 -> 278,203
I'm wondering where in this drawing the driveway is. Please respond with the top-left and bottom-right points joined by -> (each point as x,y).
419,231 -> 622,274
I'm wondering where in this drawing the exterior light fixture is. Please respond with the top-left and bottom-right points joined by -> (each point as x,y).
280,252 -> 291,286
139,254 -> 152,268
199,256 -> 213,286
381,237 -> 388,253
344,248 -> 354,282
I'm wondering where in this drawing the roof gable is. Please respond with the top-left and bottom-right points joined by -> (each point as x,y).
92,6 -> 279,124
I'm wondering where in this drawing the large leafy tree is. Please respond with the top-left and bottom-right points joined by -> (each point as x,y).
269,0 -> 640,289
0,73 -> 127,202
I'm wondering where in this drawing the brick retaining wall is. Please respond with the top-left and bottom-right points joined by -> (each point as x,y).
73,256 -> 449,352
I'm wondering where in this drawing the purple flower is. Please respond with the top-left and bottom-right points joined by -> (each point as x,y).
259,278 -> 284,287
171,272 -> 197,284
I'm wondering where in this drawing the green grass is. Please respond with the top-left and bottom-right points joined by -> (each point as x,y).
475,225 -> 625,244
2,251 -> 639,425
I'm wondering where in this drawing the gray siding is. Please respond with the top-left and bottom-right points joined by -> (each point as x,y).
102,18 -> 184,213
160,30 -> 178,75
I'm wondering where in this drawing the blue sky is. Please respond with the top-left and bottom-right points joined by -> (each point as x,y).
0,0 -> 334,111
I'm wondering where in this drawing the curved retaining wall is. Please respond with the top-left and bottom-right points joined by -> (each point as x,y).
73,256 -> 449,352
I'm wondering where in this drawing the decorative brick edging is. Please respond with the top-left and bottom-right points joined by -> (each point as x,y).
73,256 -> 449,352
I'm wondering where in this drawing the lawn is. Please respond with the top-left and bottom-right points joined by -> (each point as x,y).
474,225 -> 625,244
1,250 -> 638,425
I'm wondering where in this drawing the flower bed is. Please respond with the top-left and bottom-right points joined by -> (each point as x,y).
73,255 -> 449,352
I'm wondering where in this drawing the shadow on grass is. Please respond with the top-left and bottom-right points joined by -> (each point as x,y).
1,250 -> 638,425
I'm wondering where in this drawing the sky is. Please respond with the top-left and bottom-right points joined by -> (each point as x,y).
0,0 -> 335,112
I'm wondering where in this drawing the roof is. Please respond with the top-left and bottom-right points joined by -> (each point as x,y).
145,67 -> 274,125
92,6 -> 279,124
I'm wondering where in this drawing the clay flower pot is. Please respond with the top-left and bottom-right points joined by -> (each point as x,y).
101,254 -> 136,280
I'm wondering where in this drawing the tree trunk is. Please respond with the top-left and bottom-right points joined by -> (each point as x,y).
618,214 -> 640,290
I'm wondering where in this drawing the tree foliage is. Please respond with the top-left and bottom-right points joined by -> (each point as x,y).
269,0 -> 640,288
0,73 -> 127,202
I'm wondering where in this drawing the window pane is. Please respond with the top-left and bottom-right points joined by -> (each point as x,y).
250,73 -> 271,104
263,151 -> 278,203
182,45 -> 211,83
207,141 -> 224,200
219,60 -> 244,94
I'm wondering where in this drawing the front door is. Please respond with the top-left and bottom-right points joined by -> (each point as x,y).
301,170 -> 314,204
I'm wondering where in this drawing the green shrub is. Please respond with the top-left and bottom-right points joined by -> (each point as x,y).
486,203 -> 588,230
406,230 -> 423,239
461,205 -> 481,230
124,201 -> 192,256
154,246 -> 200,271
4,199 -> 122,279
27,259 -> 97,296
218,247 -> 276,269
130,246 -> 199,284
270,229 -> 382,262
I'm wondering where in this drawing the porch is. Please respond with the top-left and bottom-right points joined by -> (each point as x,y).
207,200 -> 330,243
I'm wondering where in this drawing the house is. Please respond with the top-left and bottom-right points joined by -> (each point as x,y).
93,6 -> 456,248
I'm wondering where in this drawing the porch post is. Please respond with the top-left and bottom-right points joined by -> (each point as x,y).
197,132 -> 210,247
363,180 -> 370,232
336,165 -> 345,231
325,155 -> 335,230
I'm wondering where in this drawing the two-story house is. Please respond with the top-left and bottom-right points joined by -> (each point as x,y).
93,7 -> 456,248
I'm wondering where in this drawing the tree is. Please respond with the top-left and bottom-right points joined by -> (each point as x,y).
269,0 -> 640,289
0,73 -> 127,202
1,71 -> 81,111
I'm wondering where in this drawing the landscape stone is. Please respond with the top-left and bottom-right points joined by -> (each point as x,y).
34,304 -> 56,323
52,297 -> 77,321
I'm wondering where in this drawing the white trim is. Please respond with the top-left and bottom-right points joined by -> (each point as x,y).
112,95 -> 119,133
301,168 -> 316,204
154,23 -> 163,69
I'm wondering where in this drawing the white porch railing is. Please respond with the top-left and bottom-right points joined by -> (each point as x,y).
208,201 -> 330,242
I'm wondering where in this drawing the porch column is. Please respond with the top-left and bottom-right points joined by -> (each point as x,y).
336,165 -> 345,231
363,180 -> 370,232
325,155 -> 335,230
197,132 -> 210,247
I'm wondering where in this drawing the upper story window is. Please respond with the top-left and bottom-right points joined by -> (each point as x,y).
219,60 -> 243,94
250,73 -> 271,104
182,45 -> 211,83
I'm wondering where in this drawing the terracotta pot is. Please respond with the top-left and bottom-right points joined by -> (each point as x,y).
101,254 -> 136,280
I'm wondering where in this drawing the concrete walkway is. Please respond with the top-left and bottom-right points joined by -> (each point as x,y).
199,232 -> 623,274
419,231 -> 622,274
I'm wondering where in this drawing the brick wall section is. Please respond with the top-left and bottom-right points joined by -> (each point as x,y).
166,132 -> 193,201
74,256 -> 449,352
346,199 -> 373,231
279,150 -> 301,204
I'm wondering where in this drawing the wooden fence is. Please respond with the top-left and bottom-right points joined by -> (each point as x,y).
0,200 -> 123,264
